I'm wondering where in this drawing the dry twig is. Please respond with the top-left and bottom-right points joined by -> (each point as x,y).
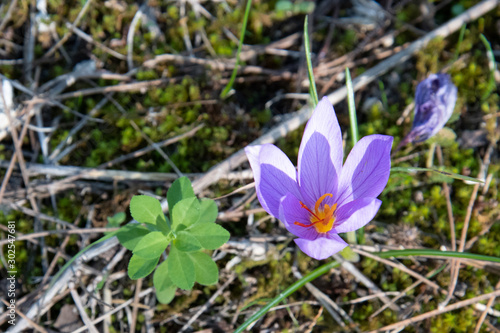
179,274 -> 236,332
366,289 -> 500,333
333,254 -> 400,312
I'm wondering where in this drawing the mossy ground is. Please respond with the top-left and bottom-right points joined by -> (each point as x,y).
0,0 -> 499,332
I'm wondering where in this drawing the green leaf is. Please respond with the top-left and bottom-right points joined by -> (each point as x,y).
106,212 -> 126,228
153,261 -> 177,304
128,254 -> 159,280
187,251 -> 219,286
297,1 -> 315,13
187,223 -> 230,250
155,282 -> 177,304
167,246 -> 195,290
130,195 -> 166,226
95,272 -> 109,290
196,199 -> 218,224
145,223 -> 160,232
174,231 -> 202,252
339,246 -> 360,262
153,260 -> 172,290
156,214 -> 171,235
167,177 -> 195,212
133,231 -> 169,259
116,224 -> 151,251
391,167 -> 484,184
276,1 -> 293,11
172,197 -> 201,230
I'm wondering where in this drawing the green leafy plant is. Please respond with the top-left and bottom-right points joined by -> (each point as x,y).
106,212 -> 126,229
117,177 -> 230,304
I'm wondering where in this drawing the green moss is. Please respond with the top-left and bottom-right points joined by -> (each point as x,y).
136,70 -> 159,81
416,38 -> 447,74
475,223 -> 500,256
431,307 -> 477,332
395,2 -> 420,23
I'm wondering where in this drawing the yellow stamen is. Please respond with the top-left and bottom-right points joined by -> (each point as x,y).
315,193 -> 333,213
294,193 -> 338,234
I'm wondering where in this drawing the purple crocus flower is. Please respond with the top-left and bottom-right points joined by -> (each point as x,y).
397,73 -> 457,149
245,97 -> 393,260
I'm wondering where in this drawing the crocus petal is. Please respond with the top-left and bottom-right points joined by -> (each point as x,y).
298,132 -> 338,208
245,144 -> 300,218
279,193 -> 320,240
336,135 -> 393,206
400,73 -> 457,147
294,234 -> 348,260
415,74 -> 457,128
298,97 -> 342,198
333,198 -> 381,233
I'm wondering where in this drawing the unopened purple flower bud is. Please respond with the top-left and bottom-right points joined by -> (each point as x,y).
398,73 -> 457,149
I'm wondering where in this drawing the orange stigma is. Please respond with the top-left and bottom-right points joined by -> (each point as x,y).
294,193 -> 337,233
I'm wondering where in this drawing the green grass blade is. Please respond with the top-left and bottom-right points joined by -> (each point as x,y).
378,80 -> 388,111
345,67 -> 359,244
391,166 -> 484,184
220,0 -> 252,99
234,260 -> 340,333
375,249 -> 500,263
452,24 -> 466,63
49,229 -> 120,287
345,67 -> 359,146
479,34 -> 497,101
428,263 -> 448,278
304,15 -> 318,106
